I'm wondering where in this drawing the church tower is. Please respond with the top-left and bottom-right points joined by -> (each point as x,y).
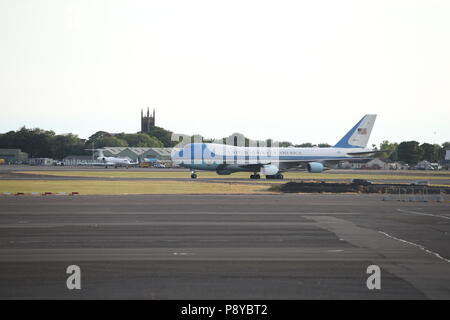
141,107 -> 155,133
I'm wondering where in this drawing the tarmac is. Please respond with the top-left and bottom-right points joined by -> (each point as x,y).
0,193 -> 449,299
2,166 -> 450,186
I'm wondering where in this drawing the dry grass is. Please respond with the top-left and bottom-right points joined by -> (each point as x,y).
0,180 -> 271,195
14,170 -> 450,182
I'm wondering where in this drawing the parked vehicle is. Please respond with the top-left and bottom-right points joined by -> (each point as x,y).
351,179 -> 372,186
411,180 -> 429,186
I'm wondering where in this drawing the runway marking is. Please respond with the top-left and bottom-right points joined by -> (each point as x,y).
396,209 -> 450,220
0,211 -> 360,216
304,215 -> 450,299
0,247 -> 375,262
0,221 -> 318,228
378,231 -> 450,264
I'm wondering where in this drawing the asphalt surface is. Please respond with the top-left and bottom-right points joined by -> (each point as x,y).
2,166 -> 450,186
0,194 -> 449,299
2,165 -> 450,176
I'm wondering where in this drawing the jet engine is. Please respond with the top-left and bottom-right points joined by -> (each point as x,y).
216,164 -> 236,175
307,162 -> 324,173
260,165 -> 279,176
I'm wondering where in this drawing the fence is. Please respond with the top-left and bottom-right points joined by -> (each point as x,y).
382,186 -> 446,202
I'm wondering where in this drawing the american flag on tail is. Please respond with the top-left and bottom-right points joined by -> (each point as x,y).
357,128 -> 367,135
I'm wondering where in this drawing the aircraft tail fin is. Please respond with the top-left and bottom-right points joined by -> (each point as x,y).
334,114 -> 377,148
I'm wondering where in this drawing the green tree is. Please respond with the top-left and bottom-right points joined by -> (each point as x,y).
440,142 -> 450,160
91,136 -> 128,148
279,141 -> 293,147
147,126 -> 174,147
50,134 -> 87,159
295,143 -> 315,147
396,141 -> 420,164
116,133 -> 163,147
442,141 -> 450,150
377,140 -> 398,159
85,131 -> 111,146
0,127 -> 55,158
419,143 -> 441,162
317,143 -> 331,148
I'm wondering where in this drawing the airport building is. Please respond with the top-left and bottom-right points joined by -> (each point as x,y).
101,147 -> 174,162
62,155 -> 99,166
28,158 -> 54,166
338,158 -> 409,170
0,148 -> 28,164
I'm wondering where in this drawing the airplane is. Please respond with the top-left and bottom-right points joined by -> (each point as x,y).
86,149 -> 138,168
171,114 -> 381,179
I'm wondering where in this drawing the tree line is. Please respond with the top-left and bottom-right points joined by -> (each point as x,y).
0,126 -> 448,164
0,126 -> 175,159
374,140 -> 449,164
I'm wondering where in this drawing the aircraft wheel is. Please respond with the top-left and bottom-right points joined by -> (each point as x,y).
191,173 -> 197,179
250,174 -> 255,179
255,174 -> 261,179
277,174 -> 284,179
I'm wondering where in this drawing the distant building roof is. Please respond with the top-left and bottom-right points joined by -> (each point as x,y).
98,147 -> 175,161
0,148 -> 26,154
101,147 -> 174,156
63,155 -> 93,160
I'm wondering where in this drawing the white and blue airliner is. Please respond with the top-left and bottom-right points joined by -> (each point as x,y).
171,114 -> 379,179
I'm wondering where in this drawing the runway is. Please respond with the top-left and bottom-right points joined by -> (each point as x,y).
0,194 -> 449,299
2,166 -> 450,186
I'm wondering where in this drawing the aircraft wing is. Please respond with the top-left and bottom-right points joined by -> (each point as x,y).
237,158 -> 345,172
345,150 -> 387,156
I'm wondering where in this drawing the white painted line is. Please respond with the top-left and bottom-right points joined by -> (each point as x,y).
378,231 -> 450,263
397,209 -> 450,220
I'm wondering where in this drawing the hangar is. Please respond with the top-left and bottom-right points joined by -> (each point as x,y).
101,147 -> 174,162
0,148 -> 28,164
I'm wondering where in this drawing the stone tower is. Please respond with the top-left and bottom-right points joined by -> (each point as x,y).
141,107 -> 155,133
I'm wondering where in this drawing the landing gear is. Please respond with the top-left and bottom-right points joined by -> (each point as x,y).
250,173 -> 261,179
190,171 -> 197,179
266,173 -> 284,179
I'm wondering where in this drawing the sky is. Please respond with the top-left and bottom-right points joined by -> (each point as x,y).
1,0 -> 449,146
